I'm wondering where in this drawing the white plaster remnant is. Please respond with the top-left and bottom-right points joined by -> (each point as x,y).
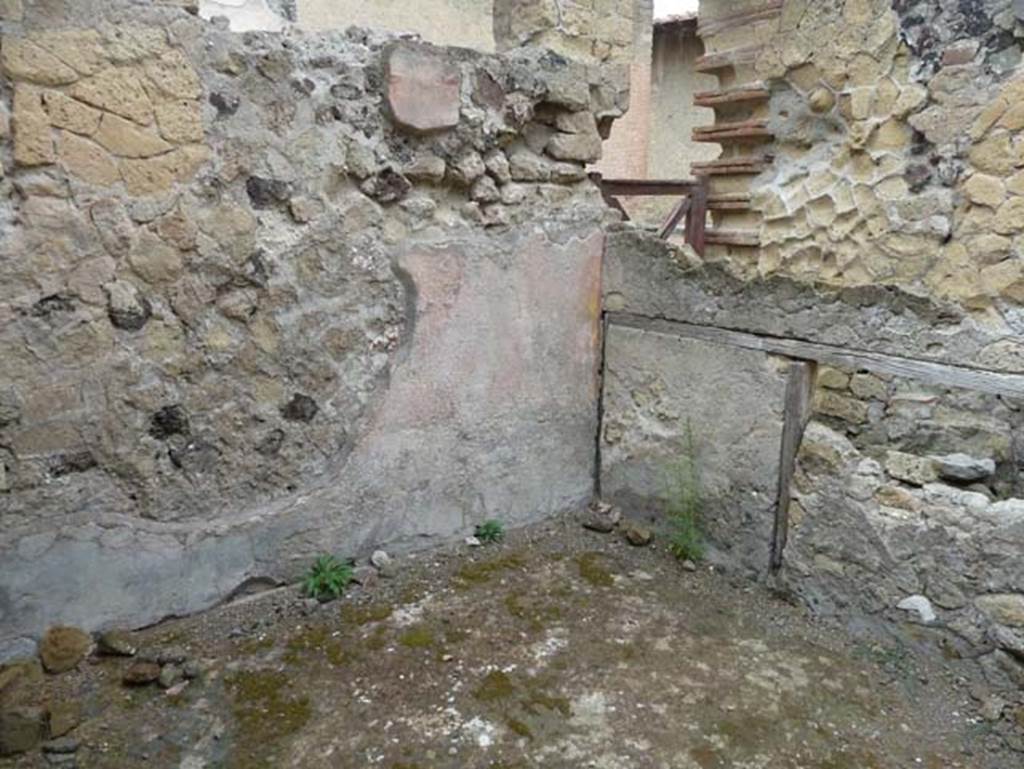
897,595 -> 937,623
200,0 -> 286,31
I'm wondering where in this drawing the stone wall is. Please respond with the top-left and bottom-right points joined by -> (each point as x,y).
675,3 -> 1024,692
789,366 -> 1024,675
0,0 -> 627,658
601,223 -> 1024,706
694,0 -> 1024,318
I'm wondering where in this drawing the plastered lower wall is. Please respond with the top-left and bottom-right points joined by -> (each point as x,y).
0,0 -> 626,658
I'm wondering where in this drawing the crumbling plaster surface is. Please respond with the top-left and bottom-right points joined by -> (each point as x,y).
0,0 -> 625,656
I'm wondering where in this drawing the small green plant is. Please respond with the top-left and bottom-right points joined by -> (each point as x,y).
663,422 -> 706,562
475,519 -> 505,544
301,555 -> 353,601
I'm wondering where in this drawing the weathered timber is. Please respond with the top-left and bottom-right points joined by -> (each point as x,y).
606,313 -> 1024,398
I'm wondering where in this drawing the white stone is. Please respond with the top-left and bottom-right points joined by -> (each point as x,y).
199,0 -> 286,31
897,595 -> 936,623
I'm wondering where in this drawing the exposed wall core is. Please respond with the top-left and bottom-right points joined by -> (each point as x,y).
0,0 -> 627,658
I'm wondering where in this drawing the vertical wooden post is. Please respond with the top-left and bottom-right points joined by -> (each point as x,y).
770,360 -> 816,570
686,177 -> 708,257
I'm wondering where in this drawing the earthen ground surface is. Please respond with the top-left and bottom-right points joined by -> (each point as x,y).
3,514 -> 1020,769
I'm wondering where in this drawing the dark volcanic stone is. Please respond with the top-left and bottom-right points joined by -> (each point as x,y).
149,406 -> 190,440
281,394 -> 318,422
246,176 -> 291,208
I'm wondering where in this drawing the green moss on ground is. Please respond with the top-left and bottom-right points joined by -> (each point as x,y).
575,552 -> 614,587
225,669 -> 311,769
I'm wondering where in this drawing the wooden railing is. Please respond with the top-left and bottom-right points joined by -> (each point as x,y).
591,175 -> 708,256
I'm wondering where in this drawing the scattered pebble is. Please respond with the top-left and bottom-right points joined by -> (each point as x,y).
621,519 -> 653,547
97,630 -> 138,658
122,662 -> 161,686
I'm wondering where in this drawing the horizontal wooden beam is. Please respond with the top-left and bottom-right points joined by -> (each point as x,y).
694,84 -> 770,108
692,156 -> 772,175
606,313 -> 1024,398
597,178 -> 701,196
707,192 -> 753,211
704,229 -> 761,247
693,120 -> 773,143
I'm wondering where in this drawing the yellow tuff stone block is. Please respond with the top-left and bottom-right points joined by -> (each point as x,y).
34,30 -> 108,76
980,259 -> 1024,302
57,131 -> 119,186
1007,171 -> 1024,196
970,98 -> 1008,140
999,102 -> 1024,132
994,197 -> 1024,235
154,100 -> 203,144
893,84 -> 927,118
41,91 -> 102,136
95,113 -> 173,158
1,37 -> 78,86
969,132 -> 1017,175
964,173 -> 1007,208
868,118 -> 912,152
71,67 -> 154,126
128,233 -> 184,284
873,79 -> 900,116
12,84 -> 55,166
969,233 -> 1013,265
118,144 -> 209,196
143,50 -> 201,100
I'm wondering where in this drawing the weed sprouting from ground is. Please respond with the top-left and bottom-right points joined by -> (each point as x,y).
301,555 -> 353,601
475,519 -> 505,544
663,422 -> 705,562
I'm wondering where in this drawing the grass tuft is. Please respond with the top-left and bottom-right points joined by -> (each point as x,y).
663,421 -> 706,562
301,555 -> 353,602
475,519 -> 505,544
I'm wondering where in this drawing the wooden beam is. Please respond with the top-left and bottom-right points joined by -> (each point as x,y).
707,198 -> 753,211
605,313 -> 1024,399
771,361 -> 816,570
704,229 -> 760,247
686,180 -> 707,257
694,84 -> 770,108
657,196 -> 690,240
693,120 -> 773,143
599,178 -> 701,196
692,156 -> 771,175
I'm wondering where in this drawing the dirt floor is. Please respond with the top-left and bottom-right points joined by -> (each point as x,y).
3,513 -> 1023,769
